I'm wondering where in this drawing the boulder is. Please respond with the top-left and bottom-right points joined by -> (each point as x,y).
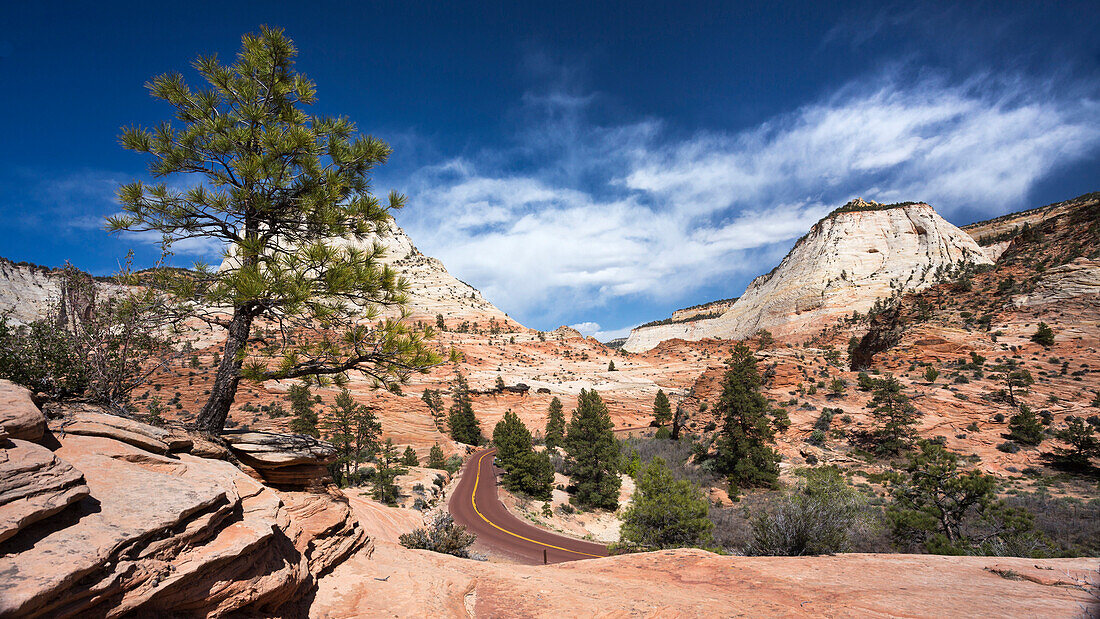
0,437 -> 90,544
0,379 -> 46,442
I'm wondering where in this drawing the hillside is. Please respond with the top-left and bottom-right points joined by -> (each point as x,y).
623,199 -> 991,352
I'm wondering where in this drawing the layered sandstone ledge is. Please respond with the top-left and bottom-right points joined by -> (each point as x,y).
0,383 -> 367,618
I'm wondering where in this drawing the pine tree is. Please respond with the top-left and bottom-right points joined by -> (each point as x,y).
287,383 -> 319,437
421,388 -> 444,416
505,450 -> 555,500
565,389 -> 621,509
373,438 -> 401,504
427,443 -> 446,469
1031,322 -> 1055,347
447,372 -> 482,445
712,344 -> 780,490
608,360 -> 616,371
492,410 -> 553,499
109,27 -> 441,433
868,375 -> 921,454
402,445 -> 419,466
887,441 -> 1039,554
492,410 -> 532,470
1051,417 -> 1100,470
621,457 -> 713,549
652,389 -> 672,426
923,365 -> 939,384
994,360 -> 1034,406
544,397 -> 565,449
323,388 -> 380,484
1006,404 -> 1044,446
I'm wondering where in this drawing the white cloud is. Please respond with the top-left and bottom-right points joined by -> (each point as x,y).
398,69 -> 1100,328
569,321 -> 601,336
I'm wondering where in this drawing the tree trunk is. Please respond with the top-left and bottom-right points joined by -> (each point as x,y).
196,308 -> 254,433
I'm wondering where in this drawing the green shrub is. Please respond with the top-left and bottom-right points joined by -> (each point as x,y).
399,512 -> 477,557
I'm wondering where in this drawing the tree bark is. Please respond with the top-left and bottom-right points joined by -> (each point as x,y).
196,307 -> 255,433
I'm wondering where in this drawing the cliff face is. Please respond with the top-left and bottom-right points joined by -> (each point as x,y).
623,200 -> 991,352
0,260 -> 63,325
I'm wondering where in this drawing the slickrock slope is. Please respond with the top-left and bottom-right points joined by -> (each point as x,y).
623,200 -> 991,352
312,534 -> 1098,617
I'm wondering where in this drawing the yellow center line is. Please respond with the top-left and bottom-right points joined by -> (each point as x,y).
470,450 -> 603,559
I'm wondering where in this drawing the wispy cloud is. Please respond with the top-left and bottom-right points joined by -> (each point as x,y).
397,68 -> 1100,328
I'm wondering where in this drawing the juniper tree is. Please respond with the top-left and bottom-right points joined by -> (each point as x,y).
109,27 -> 440,433
544,396 -> 565,449
652,389 -> 672,426
565,389 -> 621,509
712,344 -> 780,491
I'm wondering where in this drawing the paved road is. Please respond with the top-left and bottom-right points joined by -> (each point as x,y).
448,448 -> 609,565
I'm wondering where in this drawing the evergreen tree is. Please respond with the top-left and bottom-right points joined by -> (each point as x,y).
868,375 -> 921,454
373,438 -> 401,505
1031,322 -> 1055,347
421,388 -> 444,415
652,389 -> 672,426
427,443 -> 446,469
323,388 -> 381,484
402,445 -> 419,466
447,372 -> 482,445
1051,417 -> 1100,470
994,360 -> 1034,406
1006,404 -> 1044,446
621,457 -> 713,549
712,344 -> 780,491
505,450 -> 555,500
287,383 -> 319,437
492,410 -> 533,470
923,365 -> 939,384
608,360 -> 616,371
109,27 -> 440,433
565,389 -> 621,509
495,375 -> 506,391
492,410 -> 553,499
544,397 -> 566,449
887,441 -> 1040,554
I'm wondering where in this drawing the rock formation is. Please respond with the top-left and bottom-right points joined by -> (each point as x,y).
216,222 -> 519,327
623,200 -> 992,352
0,395 -> 367,618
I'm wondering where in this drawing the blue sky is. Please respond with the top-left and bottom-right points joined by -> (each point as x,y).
2,1 -> 1098,339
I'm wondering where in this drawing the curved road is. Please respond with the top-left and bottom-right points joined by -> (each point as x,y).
448,448 -> 609,564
